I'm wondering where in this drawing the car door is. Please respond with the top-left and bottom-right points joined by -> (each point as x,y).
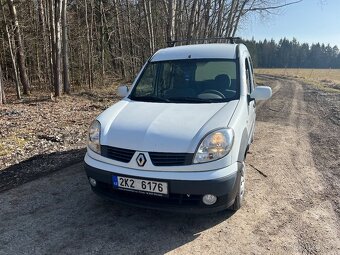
245,57 -> 256,142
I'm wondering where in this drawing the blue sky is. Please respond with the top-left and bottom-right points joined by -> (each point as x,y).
239,0 -> 340,47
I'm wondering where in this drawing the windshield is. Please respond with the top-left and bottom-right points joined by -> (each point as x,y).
129,59 -> 239,103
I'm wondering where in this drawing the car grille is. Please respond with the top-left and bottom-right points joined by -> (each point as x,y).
101,145 -> 193,166
148,152 -> 193,166
101,145 -> 135,163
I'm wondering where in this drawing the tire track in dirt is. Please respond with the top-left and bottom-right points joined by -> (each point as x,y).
303,85 -> 340,218
248,77 -> 340,254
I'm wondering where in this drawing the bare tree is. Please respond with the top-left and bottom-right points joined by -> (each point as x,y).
113,0 -> 126,77
165,0 -> 177,42
49,0 -> 62,96
37,0 -> 51,87
1,3 -> 20,99
125,0 -> 136,78
143,0 -> 155,54
84,0 -> 93,89
6,0 -> 30,95
186,0 -> 198,44
99,0 -> 105,86
0,63 -> 5,104
62,0 -> 69,94
0,0 -> 303,99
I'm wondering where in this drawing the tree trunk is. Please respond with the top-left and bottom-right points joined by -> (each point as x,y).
231,1 -> 248,37
76,3 -> 86,86
100,0 -> 105,86
113,0 -> 126,78
225,0 -> 237,37
1,40 -> 8,80
166,0 -> 177,42
30,1 -> 42,84
102,10 -> 119,75
46,0 -> 55,91
1,4 -> 21,99
216,0 -> 225,38
148,0 -> 155,52
50,0 -> 62,97
38,0 -> 51,87
89,0 -> 94,86
186,0 -> 198,44
62,0 -> 70,94
175,0 -> 183,41
202,0 -> 211,39
126,0 -> 135,77
6,0 -> 30,95
84,0 -> 93,89
0,64 -> 6,104
55,0 -> 62,96
143,0 -> 155,54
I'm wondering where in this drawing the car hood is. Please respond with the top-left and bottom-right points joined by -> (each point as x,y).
98,99 -> 238,153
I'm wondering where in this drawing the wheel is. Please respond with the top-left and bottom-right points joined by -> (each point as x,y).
230,162 -> 245,211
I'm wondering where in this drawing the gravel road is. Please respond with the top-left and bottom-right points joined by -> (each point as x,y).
0,76 -> 339,255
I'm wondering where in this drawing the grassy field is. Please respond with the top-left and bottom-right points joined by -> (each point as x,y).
255,68 -> 340,92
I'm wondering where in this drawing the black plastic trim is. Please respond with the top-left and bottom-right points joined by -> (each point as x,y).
84,162 -> 242,213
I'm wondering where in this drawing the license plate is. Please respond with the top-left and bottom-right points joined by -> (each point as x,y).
112,176 -> 168,196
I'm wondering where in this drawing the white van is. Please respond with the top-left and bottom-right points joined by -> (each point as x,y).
84,43 -> 272,213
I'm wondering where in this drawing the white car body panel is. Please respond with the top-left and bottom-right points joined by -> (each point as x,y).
151,44 -> 237,62
98,99 -> 238,153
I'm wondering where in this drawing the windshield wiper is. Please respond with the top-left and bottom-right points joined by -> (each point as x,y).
167,97 -> 214,103
130,96 -> 170,103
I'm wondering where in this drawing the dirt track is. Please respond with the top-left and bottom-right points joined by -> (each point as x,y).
0,76 -> 339,255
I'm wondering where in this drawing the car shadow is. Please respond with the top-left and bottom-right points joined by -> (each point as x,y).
0,148 -> 86,192
66,165 -> 235,254
88,198 -> 235,254
0,161 -> 235,254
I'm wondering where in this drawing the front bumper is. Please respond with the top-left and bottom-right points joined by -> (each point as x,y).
84,155 -> 242,213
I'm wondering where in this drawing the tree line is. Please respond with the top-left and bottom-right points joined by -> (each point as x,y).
0,0 -> 301,103
244,38 -> 340,69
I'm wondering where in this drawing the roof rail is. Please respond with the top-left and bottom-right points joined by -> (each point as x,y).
166,37 -> 241,47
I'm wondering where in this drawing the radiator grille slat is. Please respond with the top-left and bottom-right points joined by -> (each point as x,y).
101,146 -> 193,166
101,145 -> 135,163
149,152 -> 193,166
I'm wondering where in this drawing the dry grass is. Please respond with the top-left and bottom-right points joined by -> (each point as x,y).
0,88 -> 120,170
255,68 -> 340,93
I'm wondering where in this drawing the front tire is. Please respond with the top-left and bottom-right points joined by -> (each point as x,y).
230,162 -> 245,211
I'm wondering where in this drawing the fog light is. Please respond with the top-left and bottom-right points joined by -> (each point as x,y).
89,177 -> 97,187
202,194 -> 217,205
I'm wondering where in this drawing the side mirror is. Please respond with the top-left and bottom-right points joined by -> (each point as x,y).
117,85 -> 129,97
250,86 -> 272,101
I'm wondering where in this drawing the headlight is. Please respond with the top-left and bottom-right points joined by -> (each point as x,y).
88,120 -> 101,154
193,128 -> 234,164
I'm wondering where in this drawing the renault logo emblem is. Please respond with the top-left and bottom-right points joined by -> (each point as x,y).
136,153 -> 147,167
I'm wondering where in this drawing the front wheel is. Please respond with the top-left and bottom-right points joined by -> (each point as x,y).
230,162 -> 245,211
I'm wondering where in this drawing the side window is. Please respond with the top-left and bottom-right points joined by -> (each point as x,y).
245,58 -> 254,94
